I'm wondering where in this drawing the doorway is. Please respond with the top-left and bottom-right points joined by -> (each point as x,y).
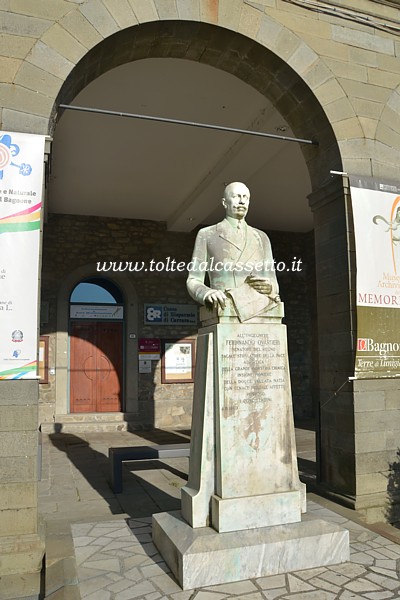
69,278 -> 124,413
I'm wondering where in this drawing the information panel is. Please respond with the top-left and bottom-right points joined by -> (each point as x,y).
0,132 -> 45,379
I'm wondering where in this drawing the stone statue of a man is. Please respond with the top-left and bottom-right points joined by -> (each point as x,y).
187,182 -> 280,320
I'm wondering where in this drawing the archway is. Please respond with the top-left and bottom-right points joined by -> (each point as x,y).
42,18 -> 347,495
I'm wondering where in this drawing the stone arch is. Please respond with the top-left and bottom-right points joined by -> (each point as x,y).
7,4 -> 346,191
34,10 -> 346,432
52,19 -> 341,190
57,20 -> 342,189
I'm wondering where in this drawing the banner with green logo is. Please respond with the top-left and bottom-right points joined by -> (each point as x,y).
351,177 -> 400,378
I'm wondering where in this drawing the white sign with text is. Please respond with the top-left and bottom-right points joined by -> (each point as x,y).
0,131 -> 45,379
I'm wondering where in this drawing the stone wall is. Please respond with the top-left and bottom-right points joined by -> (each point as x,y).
354,378 -> 400,524
39,213 -> 316,427
0,381 -> 44,597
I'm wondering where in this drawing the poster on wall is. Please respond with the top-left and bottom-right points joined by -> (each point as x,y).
0,131 -> 45,379
161,339 -> 195,383
351,177 -> 400,378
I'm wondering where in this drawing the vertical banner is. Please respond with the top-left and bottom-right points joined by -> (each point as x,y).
0,131 -> 45,379
351,178 -> 400,378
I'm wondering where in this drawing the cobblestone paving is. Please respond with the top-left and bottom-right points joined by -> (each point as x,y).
71,501 -> 400,600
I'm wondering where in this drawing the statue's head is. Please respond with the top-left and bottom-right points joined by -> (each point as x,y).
222,182 -> 250,220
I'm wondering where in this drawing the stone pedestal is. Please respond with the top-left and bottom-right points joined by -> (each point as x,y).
153,304 -> 349,589
181,304 -> 305,533
153,511 -> 349,590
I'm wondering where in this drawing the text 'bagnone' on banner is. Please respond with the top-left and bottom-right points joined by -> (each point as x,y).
351,176 -> 400,379
0,131 -> 45,380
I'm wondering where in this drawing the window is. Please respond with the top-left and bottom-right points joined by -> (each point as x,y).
70,278 -> 123,304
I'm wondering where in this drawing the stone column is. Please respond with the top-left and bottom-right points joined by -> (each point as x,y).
0,380 -> 44,599
309,177 -> 357,502
310,177 -> 400,523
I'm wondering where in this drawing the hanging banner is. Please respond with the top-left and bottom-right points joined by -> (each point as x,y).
351,177 -> 400,378
0,131 -> 45,379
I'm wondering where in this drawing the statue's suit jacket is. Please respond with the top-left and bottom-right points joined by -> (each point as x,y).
187,218 -> 279,304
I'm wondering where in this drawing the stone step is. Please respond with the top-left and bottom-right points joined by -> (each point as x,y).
55,413 -> 130,423
41,422 -> 129,434
40,413 -> 139,434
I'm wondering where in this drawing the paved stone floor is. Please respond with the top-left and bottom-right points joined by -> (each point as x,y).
38,425 -> 400,599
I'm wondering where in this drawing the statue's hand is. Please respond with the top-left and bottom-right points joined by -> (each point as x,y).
246,275 -> 272,295
204,289 -> 227,310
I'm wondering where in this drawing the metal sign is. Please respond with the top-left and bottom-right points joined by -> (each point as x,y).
70,304 -> 124,319
144,304 -> 198,325
138,338 -> 161,361
139,338 -> 161,353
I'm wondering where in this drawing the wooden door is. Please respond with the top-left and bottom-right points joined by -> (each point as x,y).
96,322 -> 123,412
70,321 -> 122,413
70,322 -> 97,413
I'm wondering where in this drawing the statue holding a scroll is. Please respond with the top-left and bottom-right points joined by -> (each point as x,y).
187,181 -> 280,321
152,181 -> 349,590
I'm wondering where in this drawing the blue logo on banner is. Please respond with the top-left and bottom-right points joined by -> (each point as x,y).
0,134 -> 32,180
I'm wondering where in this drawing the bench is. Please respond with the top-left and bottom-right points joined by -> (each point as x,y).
109,443 -> 190,493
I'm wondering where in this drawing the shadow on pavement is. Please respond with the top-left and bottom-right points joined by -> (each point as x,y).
49,427 -> 188,518
126,427 -> 191,444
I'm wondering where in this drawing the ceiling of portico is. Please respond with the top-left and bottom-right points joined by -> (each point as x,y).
49,57 -> 313,233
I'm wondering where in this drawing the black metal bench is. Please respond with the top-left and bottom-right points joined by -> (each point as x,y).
109,443 -> 190,493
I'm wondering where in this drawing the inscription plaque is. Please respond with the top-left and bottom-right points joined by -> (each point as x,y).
215,323 -> 299,500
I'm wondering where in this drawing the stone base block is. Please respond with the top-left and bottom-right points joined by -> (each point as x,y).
0,531 -> 45,577
211,490 -> 301,532
152,511 -> 349,590
0,530 -> 45,599
0,571 -> 43,600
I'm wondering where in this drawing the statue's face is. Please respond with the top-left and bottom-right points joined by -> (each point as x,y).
222,182 -> 250,220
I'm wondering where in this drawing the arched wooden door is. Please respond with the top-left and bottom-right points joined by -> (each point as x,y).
70,321 -> 122,412
69,279 -> 124,413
